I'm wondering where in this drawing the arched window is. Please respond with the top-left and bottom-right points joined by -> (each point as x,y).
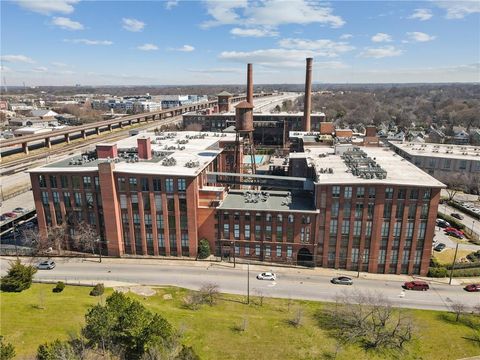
288,215 -> 294,223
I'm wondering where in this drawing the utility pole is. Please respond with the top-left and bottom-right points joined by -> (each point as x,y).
13,219 -> 18,259
449,243 -> 459,285
247,262 -> 250,304
357,250 -> 363,278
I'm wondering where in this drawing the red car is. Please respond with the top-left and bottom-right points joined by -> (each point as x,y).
404,281 -> 429,291
444,227 -> 464,235
2,212 -> 17,218
464,284 -> 480,292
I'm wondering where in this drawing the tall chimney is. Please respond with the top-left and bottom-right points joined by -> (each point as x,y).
303,57 -> 313,132
247,63 -> 253,106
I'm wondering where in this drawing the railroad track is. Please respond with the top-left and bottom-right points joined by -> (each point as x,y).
1,116 -> 182,175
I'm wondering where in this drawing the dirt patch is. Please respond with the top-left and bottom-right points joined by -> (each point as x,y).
112,285 -> 156,297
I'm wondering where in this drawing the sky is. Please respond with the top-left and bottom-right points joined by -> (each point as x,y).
1,0 -> 479,86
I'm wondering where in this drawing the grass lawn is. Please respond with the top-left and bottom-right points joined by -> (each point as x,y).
1,284 -> 480,360
433,248 -> 473,265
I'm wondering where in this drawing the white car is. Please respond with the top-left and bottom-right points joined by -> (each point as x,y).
37,260 -> 56,270
256,272 -> 277,281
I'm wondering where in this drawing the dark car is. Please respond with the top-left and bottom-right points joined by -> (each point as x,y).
0,215 -> 7,222
450,213 -> 464,220
436,219 -> 450,228
331,276 -> 353,285
404,281 -> 429,291
464,284 -> 480,292
434,243 -> 446,252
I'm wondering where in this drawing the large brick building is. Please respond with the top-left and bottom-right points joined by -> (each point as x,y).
30,130 -> 444,275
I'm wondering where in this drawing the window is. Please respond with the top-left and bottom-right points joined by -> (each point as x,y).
355,203 -> 363,218
341,220 -> 350,235
365,221 -> 372,237
331,200 -> 339,218
165,178 -> 174,193
39,175 -> 47,188
397,188 -> 406,200
117,177 -> 126,191
396,202 -> 404,219
393,221 -> 402,238
443,159 -> 451,169
74,192 -> 82,207
169,234 -> 177,253
223,223 -> 229,238
181,233 -> 189,247
72,176 -> 81,189
244,224 -> 250,239
145,214 -> 152,226
265,225 -> 272,240
141,178 -> 149,191
52,191 -> 60,204
402,250 -> 410,265
153,178 -> 162,191
156,214 -> 164,229
378,249 -> 386,264
255,213 -> 262,222
420,204 -> 429,219
276,225 -> 283,241
417,221 -> 426,240
94,177 -> 100,190
287,246 -> 292,258
234,224 -> 240,239
245,213 -> 250,222
288,215 -> 294,223
60,175 -> 68,189
344,186 -> 352,199
255,244 -> 260,256
408,204 -> 417,219
178,178 -> 186,191
255,225 -> 261,240
83,176 -> 91,189
133,212 -> 140,225
131,194 -> 139,210
129,177 -> 137,190
332,186 -> 340,198
368,187 -> 376,199
459,160 -> 467,170
383,202 -> 392,218
410,189 -> 419,200
265,245 -> 271,257
245,245 -> 250,256
50,176 -> 57,188
330,220 -> 338,235
276,245 -> 282,258
343,202 -> 351,218
234,212 -> 240,221
353,221 -> 362,236
367,203 -> 374,219
63,192 -> 71,207
266,213 -> 272,222
235,244 -> 240,255
422,189 -> 431,200
352,248 -> 359,264
41,191 -> 49,205
356,187 -> 365,198
390,250 -> 398,265
155,194 -> 162,210
406,221 -> 414,239
179,198 -> 187,212
381,221 -> 390,237
167,198 -> 175,212
385,187 -> 393,199
277,214 -> 283,223
86,192 -> 94,208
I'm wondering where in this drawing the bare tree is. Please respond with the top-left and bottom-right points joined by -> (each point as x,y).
254,289 -> 265,306
288,307 -> 303,328
199,283 -> 219,306
46,224 -> 67,255
319,291 -> 414,351
438,174 -> 469,201
72,222 -> 98,256
449,301 -> 466,322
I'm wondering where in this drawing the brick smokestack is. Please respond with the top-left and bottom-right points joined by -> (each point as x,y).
247,63 -> 253,106
137,136 -> 152,160
303,57 -> 313,132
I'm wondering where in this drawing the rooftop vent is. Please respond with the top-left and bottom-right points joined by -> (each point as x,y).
162,157 -> 177,166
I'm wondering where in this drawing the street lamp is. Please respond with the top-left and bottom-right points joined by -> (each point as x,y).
247,261 -> 250,305
449,243 -> 459,285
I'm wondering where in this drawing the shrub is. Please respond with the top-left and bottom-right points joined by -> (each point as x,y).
452,268 -> 480,277
89,283 -> 104,296
0,260 -> 37,292
52,281 -> 65,293
197,239 -> 211,259
428,267 -> 449,278
466,250 -> 480,262
37,339 -> 75,360
0,336 -> 16,360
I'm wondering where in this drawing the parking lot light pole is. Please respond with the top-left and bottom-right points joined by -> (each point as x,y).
449,243 -> 459,285
247,262 -> 250,305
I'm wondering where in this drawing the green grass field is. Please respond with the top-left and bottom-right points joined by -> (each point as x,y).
1,284 -> 479,360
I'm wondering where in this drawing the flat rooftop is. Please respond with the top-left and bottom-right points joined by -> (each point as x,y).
35,131 -> 236,176
390,142 -> 480,161
296,145 -> 445,187
218,190 -> 318,213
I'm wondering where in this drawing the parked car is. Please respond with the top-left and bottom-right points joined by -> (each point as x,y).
256,272 -> 276,281
0,215 -> 7,222
464,284 -> 480,292
2,212 -> 17,218
403,281 -> 429,291
12,207 -> 27,214
450,213 -> 464,220
434,243 -> 446,252
436,219 -> 450,228
37,260 -> 56,270
331,276 -> 353,285
445,230 -> 464,239
444,227 -> 464,235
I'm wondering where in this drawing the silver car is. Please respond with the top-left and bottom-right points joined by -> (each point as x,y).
37,260 -> 56,270
331,276 -> 353,285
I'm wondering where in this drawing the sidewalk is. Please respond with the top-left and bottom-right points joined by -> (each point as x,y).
4,255 -> 479,286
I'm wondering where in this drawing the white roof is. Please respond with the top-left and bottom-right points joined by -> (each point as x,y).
391,142 -> 480,161
299,145 -> 445,187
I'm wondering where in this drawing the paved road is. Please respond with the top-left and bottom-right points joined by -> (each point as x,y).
253,92 -> 300,112
440,202 -> 479,235
2,258 -> 478,312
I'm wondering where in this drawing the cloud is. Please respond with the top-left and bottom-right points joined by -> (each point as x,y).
0,54 -> 35,63
201,0 -> 344,28
51,62 -> 68,67
359,46 -> 403,58
435,1 -> 480,19
137,43 -> 159,51
31,66 -> 48,73
170,45 -> 195,52
52,17 -> 84,30
187,67 -> 243,73
0,65 -> 12,73
64,39 -> 113,45
230,27 -> 278,37
278,38 -> 354,57
219,48 -> 348,68
340,34 -> 353,40
122,18 -> 145,32
409,8 -> 433,21
14,0 -> 78,15
406,32 -> 436,42
371,33 -> 392,43
165,0 -> 179,9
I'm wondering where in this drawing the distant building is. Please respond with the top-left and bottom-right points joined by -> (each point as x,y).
29,109 -> 58,120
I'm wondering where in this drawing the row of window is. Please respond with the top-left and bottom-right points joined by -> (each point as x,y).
230,243 -> 294,258
222,212 -> 306,224
331,186 -> 431,200
222,223 -> 309,242
117,177 -> 186,192
39,174 -> 98,190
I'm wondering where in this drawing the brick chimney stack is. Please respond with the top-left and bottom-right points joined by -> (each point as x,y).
137,136 -> 152,160
247,63 -> 253,106
303,57 -> 313,132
